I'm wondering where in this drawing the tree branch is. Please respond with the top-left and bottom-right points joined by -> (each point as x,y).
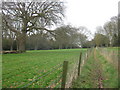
3,16 -> 21,34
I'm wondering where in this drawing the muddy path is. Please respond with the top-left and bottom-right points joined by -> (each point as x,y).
93,49 -> 104,88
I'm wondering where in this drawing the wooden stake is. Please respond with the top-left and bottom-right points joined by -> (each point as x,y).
61,61 -> 68,89
78,52 -> 82,76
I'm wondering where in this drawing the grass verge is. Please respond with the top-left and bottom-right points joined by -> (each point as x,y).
72,48 -> 118,88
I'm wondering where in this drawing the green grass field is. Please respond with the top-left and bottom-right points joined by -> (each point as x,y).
2,49 -> 86,88
2,47 -> 118,88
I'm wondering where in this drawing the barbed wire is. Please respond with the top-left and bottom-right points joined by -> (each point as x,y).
40,66 -> 63,87
19,50 -> 88,88
21,63 -> 63,88
55,79 -> 62,88
46,74 -> 62,88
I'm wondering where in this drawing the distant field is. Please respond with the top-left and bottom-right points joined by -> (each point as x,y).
2,49 -> 86,88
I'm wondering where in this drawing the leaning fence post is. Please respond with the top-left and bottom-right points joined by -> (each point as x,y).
78,52 -> 82,76
61,61 -> 68,88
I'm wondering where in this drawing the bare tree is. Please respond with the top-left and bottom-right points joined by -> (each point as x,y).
103,16 -> 118,46
2,1 -> 64,52
54,25 -> 71,49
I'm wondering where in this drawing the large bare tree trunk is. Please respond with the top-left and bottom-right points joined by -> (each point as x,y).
18,32 -> 26,53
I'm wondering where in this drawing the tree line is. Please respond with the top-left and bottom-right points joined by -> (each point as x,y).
92,16 -> 118,47
2,1 -> 119,52
2,24 -> 90,50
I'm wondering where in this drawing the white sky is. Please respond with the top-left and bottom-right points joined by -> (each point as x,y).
63,0 -> 119,34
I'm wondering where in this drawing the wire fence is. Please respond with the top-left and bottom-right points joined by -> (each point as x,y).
98,47 -> 118,69
18,49 -> 90,88
21,63 -> 63,88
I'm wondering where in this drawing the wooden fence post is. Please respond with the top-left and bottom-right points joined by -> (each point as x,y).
87,49 -> 89,58
61,61 -> 68,88
78,52 -> 82,76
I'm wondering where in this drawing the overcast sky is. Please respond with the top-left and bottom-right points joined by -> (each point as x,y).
63,0 -> 119,35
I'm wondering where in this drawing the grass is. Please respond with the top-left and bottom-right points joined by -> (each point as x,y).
2,48 -> 86,88
106,47 -> 119,51
72,49 -> 98,88
72,48 -> 118,88
96,50 -> 118,88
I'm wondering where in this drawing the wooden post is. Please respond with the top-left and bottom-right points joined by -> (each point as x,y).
78,52 -> 82,76
87,49 -> 88,58
61,61 -> 68,89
